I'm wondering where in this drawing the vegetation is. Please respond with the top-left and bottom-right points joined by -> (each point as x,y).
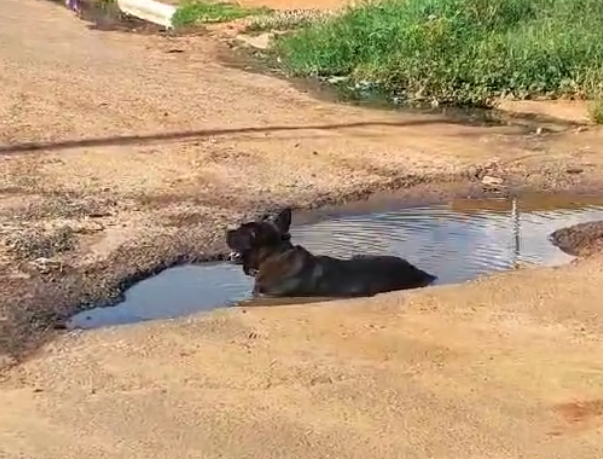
173,0 -> 271,27
245,10 -> 331,33
274,0 -> 603,106
590,99 -> 603,124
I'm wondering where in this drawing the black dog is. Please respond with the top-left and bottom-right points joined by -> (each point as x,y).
226,208 -> 436,298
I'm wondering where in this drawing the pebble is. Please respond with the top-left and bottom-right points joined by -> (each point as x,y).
481,175 -> 504,187
30,257 -> 63,274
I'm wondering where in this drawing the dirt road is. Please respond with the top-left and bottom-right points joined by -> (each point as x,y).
2,0 -> 603,457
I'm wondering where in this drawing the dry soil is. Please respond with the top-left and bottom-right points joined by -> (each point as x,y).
2,0 -> 603,457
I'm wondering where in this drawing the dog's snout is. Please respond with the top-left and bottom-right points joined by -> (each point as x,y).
227,251 -> 243,264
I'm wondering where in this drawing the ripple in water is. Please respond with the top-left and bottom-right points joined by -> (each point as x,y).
69,197 -> 603,329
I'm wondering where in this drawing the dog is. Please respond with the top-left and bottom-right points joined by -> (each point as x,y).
226,207 -> 437,298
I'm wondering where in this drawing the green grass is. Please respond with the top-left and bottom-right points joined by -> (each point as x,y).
274,0 -> 603,106
173,0 -> 271,27
590,99 -> 603,124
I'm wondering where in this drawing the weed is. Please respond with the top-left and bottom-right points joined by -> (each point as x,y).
173,0 -> 271,27
245,9 -> 331,33
274,0 -> 603,106
590,99 -> 603,124
4,226 -> 75,260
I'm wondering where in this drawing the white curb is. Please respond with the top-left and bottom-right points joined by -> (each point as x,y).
116,0 -> 176,28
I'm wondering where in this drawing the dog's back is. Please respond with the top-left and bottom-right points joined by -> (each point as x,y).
312,253 -> 436,297
254,247 -> 435,298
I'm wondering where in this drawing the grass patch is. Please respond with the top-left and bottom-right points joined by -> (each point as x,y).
245,9 -> 331,33
590,99 -> 603,124
173,0 -> 271,27
4,226 -> 75,260
274,0 -> 603,106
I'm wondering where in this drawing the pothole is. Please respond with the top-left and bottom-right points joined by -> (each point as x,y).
68,193 -> 603,330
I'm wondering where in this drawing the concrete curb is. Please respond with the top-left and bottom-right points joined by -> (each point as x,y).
116,0 -> 176,28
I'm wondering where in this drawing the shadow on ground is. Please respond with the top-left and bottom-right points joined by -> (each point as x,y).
0,119 -> 486,154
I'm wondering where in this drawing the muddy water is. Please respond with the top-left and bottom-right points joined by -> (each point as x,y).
218,45 -> 582,133
68,194 -> 603,329
69,263 -> 252,329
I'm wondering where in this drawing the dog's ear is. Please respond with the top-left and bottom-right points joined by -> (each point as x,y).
274,207 -> 292,233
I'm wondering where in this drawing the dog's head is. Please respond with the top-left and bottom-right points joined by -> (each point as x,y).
226,208 -> 292,276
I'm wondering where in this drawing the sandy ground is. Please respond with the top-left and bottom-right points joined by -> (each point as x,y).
2,0 -> 603,457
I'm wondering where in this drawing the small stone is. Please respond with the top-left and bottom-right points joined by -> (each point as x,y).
235,33 -> 273,51
71,220 -> 105,234
327,76 -> 348,84
466,165 -> 480,179
481,175 -> 504,187
30,257 -> 62,274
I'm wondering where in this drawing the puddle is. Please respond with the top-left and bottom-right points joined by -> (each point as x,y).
68,194 -> 603,330
70,263 -> 252,329
218,44 -> 582,133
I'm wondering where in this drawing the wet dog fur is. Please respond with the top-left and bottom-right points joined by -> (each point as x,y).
226,208 -> 436,298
